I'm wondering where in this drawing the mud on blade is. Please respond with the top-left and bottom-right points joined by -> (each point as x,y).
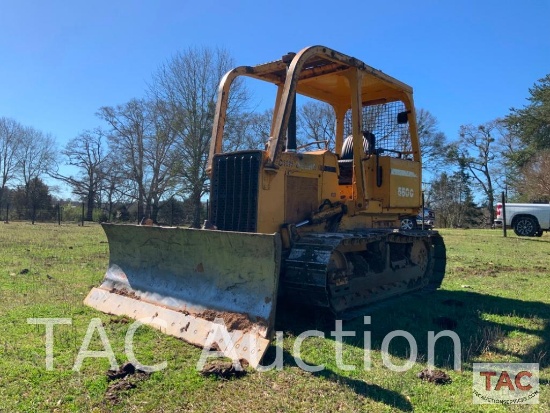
85,224 -> 282,368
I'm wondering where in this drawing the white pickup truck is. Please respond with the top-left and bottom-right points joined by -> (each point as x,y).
494,202 -> 550,237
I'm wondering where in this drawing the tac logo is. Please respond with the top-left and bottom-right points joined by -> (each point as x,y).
473,363 -> 539,404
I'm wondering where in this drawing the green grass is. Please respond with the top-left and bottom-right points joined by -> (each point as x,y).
0,223 -> 548,412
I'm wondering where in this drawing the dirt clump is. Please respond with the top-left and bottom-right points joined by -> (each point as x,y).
200,359 -> 247,380
104,362 -> 151,404
417,369 -> 452,385
109,316 -> 131,325
104,380 -> 137,404
198,310 -> 254,332
110,288 -> 141,301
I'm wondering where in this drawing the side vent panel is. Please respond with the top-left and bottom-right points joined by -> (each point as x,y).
211,151 -> 262,232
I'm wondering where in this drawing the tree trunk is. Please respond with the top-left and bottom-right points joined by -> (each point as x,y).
137,191 -> 144,223
107,183 -> 115,221
108,200 -> 113,222
191,189 -> 202,228
151,203 -> 160,223
488,191 -> 495,224
86,190 -> 94,221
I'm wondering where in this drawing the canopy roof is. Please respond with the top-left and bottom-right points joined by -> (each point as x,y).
239,46 -> 413,108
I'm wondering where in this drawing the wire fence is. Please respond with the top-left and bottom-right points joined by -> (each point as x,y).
2,203 -> 91,225
1,201 -> 205,226
2,201 -> 495,230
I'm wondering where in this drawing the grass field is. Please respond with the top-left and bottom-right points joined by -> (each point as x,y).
0,223 -> 548,412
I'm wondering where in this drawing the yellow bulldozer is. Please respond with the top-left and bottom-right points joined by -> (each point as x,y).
85,45 -> 446,367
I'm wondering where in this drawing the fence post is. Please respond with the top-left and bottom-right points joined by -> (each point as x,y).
421,192 -> 425,230
170,198 -> 174,227
501,192 -> 507,238
81,202 -> 85,226
4,203 -> 8,224
57,203 -> 61,225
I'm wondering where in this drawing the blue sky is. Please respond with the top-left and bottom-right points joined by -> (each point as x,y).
1,0 -> 549,198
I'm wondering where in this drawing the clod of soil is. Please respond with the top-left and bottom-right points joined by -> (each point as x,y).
110,288 -> 141,301
432,316 -> 458,330
105,362 -> 151,404
109,316 -> 131,325
104,380 -> 137,405
198,309 -> 264,332
417,369 -> 452,385
19,269 -> 29,275
200,359 -> 247,379
106,362 -> 138,381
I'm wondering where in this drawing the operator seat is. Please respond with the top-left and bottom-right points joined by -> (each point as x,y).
338,131 -> 375,184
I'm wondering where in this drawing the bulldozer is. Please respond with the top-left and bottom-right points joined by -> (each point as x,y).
85,45 -> 446,368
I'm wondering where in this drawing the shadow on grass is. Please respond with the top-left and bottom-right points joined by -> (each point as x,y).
311,368 -> 413,411
260,343 -> 413,412
271,290 -> 548,410
276,289 -> 550,371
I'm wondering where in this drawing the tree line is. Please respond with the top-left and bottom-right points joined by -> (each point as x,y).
0,118 -> 56,223
1,46 -> 548,227
424,73 -> 550,227
0,47 -> 336,226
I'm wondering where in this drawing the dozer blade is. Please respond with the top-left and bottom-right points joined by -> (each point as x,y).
85,224 -> 282,368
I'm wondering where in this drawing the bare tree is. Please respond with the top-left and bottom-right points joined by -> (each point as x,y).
18,126 -> 56,191
0,117 -> 23,206
51,129 -> 107,220
223,110 -> 272,152
99,99 -> 148,221
416,109 -> 447,173
99,99 -> 178,222
451,120 -> 503,223
147,99 -> 180,219
101,153 -> 131,220
298,101 -> 336,151
149,46 -> 249,228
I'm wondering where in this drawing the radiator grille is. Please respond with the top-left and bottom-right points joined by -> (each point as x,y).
210,151 -> 261,232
